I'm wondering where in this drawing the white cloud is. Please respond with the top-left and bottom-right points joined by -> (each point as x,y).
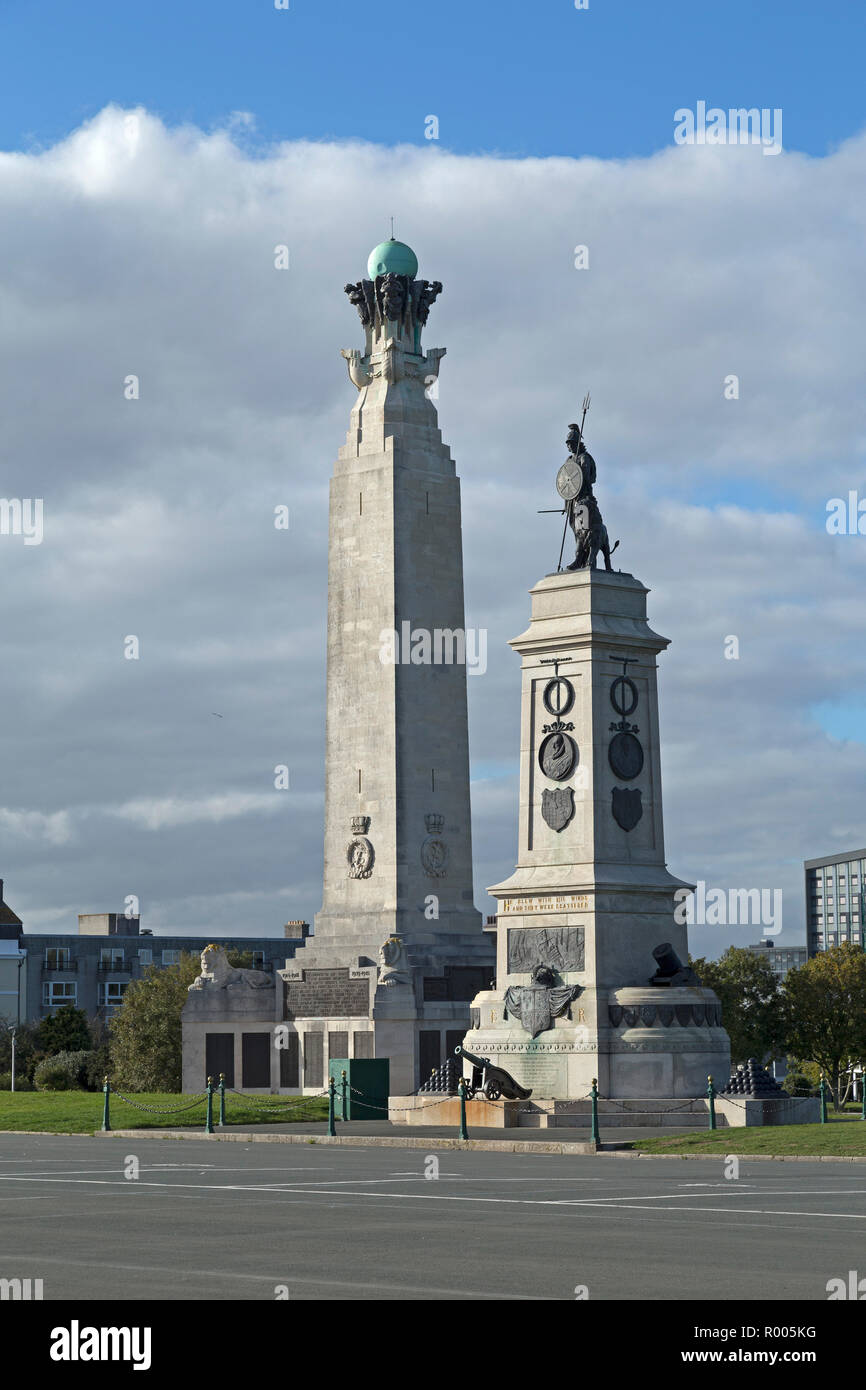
1,106 -> 865,948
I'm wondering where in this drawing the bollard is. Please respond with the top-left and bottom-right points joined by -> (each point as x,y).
327,1076 -> 337,1137
340,1069 -> 348,1123
205,1076 -> 215,1134
819,1074 -> 828,1124
218,1073 -> 227,1128
590,1078 -> 600,1145
707,1074 -> 716,1131
457,1077 -> 469,1141
102,1076 -> 111,1133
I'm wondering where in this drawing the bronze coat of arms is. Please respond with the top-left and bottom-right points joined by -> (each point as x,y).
541,786 -> 574,832
611,786 -> 642,831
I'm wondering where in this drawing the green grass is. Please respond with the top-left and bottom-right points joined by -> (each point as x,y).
629,1116 -> 866,1158
0,1089 -> 329,1135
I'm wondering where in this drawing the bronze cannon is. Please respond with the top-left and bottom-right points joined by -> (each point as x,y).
455,1045 -> 532,1101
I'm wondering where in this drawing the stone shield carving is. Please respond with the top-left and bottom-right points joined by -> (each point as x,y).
421,837 -> 448,878
421,814 -> 448,877
541,786 -> 574,832
612,786 -> 642,831
347,837 -> 374,879
504,983 -> 582,1039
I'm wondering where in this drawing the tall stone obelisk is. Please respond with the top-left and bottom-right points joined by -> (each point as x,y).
279,240 -> 493,1094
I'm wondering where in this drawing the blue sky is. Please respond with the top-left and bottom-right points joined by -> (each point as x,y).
1,0 -> 863,160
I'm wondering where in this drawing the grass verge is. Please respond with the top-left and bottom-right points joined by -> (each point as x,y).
0,1090 -> 329,1135
628,1117 -> 866,1157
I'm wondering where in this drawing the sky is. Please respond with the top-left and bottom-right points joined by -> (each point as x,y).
1,1 -> 865,956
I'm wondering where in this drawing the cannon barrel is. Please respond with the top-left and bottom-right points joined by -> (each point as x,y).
454,1044 -> 482,1066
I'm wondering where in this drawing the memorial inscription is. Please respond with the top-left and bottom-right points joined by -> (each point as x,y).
284,968 -> 370,1019
500,894 -> 588,914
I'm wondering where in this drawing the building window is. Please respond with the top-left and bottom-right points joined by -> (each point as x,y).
44,947 -> 71,969
162,950 -> 181,965
251,951 -> 265,970
99,982 -> 128,1008
99,949 -> 125,970
138,949 -> 152,965
43,981 -> 77,1007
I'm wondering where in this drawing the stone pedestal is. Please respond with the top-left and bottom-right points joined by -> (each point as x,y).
459,567 -> 731,1101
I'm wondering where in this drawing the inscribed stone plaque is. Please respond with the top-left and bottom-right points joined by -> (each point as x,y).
284,968 -> 370,1019
241,1032 -> 270,1089
509,1052 -> 565,1092
279,1033 -> 299,1088
205,1033 -> 234,1088
507,926 -> 585,973
304,1032 -> 324,1086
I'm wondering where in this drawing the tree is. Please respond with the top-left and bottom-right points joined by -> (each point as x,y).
690,946 -> 783,1067
781,944 -> 866,1109
108,953 -> 201,1092
0,1020 -> 41,1085
36,1005 -> 93,1056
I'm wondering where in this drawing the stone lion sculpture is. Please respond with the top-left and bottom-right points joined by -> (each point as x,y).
377,936 -> 411,989
187,944 -> 272,991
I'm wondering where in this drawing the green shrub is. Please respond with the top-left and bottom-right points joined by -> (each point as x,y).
0,1073 -> 34,1091
33,1049 -> 93,1091
83,1045 -> 111,1092
783,1072 -> 815,1096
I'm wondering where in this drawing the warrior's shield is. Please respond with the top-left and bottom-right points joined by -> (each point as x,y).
612,786 -> 642,831
542,786 -> 575,831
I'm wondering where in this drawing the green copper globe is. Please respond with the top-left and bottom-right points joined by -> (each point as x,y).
367,238 -> 418,280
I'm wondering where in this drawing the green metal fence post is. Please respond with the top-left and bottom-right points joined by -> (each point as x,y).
340,1069 -> 348,1123
102,1076 -> 111,1133
327,1076 -> 337,1137
707,1074 -> 716,1131
205,1076 -> 215,1134
819,1074 -> 828,1124
590,1078 -> 600,1145
457,1077 -> 469,1141
861,1070 -> 866,1121
218,1073 -> 227,1127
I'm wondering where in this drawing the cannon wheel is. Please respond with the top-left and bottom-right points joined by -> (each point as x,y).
485,1080 -> 502,1101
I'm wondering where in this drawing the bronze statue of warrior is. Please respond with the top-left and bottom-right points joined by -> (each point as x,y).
565,422 -> 596,498
568,490 -> 614,572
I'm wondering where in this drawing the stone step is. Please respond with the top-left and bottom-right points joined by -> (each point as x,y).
517,1098 -> 725,1129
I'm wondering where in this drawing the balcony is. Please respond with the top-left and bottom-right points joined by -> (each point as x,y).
42,958 -> 78,973
97,960 -> 129,974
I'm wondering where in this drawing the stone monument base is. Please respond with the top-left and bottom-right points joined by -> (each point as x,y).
389,1094 -> 819,1129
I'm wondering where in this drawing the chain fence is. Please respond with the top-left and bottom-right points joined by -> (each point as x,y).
98,1068 -> 836,1140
